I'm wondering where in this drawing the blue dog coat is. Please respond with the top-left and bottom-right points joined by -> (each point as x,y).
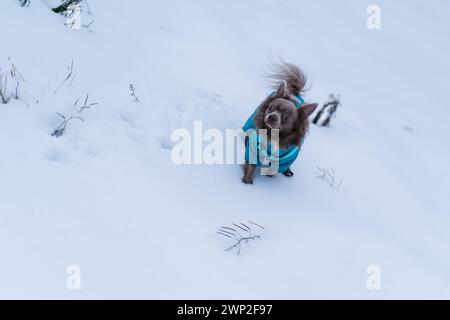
243,94 -> 305,173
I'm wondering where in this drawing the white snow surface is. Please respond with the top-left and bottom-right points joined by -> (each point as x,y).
0,0 -> 450,299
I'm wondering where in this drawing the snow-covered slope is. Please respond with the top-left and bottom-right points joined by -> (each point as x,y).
1,0 -> 449,299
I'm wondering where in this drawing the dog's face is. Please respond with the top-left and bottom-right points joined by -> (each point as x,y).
264,98 -> 298,132
263,82 -> 318,134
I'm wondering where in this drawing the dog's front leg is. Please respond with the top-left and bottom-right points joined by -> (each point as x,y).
242,164 -> 256,184
283,168 -> 294,177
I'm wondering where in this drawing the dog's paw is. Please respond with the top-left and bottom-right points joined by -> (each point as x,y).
242,177 -> 253,184
283,169 -> 294,177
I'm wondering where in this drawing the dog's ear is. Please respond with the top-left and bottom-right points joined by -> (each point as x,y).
275,80 -> 288,98
300,103 -> 318,117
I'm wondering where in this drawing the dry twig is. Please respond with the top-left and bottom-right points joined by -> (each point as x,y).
217,221 -> 265,255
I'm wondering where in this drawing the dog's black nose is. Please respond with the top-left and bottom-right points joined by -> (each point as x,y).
268,114 -> 276,122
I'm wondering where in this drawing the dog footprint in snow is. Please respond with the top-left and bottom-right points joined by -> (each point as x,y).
119,111 -> 138,128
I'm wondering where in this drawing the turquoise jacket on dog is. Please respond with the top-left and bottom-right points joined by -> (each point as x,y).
243,94 -> 305,173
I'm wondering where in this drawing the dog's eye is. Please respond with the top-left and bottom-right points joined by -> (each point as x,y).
267,106 -> 273,112
282,116 -> 288,123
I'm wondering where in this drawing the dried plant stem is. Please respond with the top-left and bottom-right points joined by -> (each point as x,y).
217,221 -> 265,255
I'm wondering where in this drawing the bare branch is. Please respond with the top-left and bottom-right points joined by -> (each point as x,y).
78,94 -> 98,113
0,72 -> 9,104
129,84 -> 139,102
217,231 -> 233,239
316,166 -> 345,191
53,60 -> 75,94
218,222 -> 265,255
52,112 -> 84,137
248,221 -> 265,230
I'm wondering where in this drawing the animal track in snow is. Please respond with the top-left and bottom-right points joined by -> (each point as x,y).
119,111 -> 138,128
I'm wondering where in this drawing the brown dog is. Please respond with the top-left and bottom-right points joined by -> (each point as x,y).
242,63 -> 318,184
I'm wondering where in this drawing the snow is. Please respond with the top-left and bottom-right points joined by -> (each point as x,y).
0,0 -> 450,299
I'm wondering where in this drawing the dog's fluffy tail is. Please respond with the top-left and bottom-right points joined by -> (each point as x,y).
268,61 -> 308,97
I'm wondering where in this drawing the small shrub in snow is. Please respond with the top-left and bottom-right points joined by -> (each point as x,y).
217,221 -> 265,255
52,113 -> 84,137
76,93 -> 98,113
129,84 -> 139,102
18,0 -> 30,7
316,166 -> 345,192
9,60 -> 25,101
0,60 -> 25,103
51,0 -> 95,31
51,94 -> 97,137
312,94 -> 341,127
52,0 -> 82,14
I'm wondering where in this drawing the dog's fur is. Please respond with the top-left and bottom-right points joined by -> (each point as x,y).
242,62 -> 318,184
